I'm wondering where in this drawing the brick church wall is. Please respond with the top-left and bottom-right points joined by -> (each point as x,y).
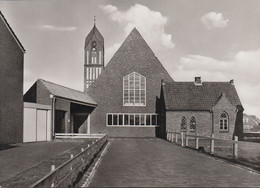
166,111 -> 212,137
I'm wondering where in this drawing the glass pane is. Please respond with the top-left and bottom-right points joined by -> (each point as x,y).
141,115 -> 145,125
220,120 -> 223,129
130,90 -> 134,104
135,90 -> 140,103
152,115 -> 157,125
130,74 -> 134,89
141,77 -> 145,89
124,114 -> 129,125
108,114 -> 112,125
113,114 -> 118,125
146,115 -> 151,125
130,115 -> 135,125
135,115 -> 140,125
119,114 -> 123,125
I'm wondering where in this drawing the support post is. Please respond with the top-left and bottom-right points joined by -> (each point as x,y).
195,133 -> 199,150
181,132 -> 184,147
210,134 -> 214,154
233,136 -> 238,159
175,133 -> 178,143
51,165 -> 55,172
50,95 -> 56,139
185,133 -> 189,147
171,132 -> 174,142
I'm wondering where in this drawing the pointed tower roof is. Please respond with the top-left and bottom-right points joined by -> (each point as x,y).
85,24 -> 104,48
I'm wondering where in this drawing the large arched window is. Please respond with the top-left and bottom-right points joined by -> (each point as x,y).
123,72 -> 146,106
181,116 -> 187,131
220,112 -> 229,131
190,116 -> 196,131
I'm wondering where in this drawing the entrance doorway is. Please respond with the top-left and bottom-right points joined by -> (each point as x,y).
73,114 -> 89,133
55,110 -> 66,133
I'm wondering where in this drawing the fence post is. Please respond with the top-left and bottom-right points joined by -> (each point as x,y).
195,133 -> 199,149
51,165 -> 55,172
233,136 -> 238,159
181,132 -> 184,147
185,133 -> 189,147
171,132 -> 174,142
210,134 -> 214,154
175,133 -> 178,143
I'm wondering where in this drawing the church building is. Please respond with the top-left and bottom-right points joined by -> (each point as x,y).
84,24 -> 244,139
85,26 -> 173,137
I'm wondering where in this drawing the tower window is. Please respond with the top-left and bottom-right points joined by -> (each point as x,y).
220,112 -> 229,131
123,72 -> 146,106
91,48 -> 97,64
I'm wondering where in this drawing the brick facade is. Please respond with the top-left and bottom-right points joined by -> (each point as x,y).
87,28 -> 173,137
166,111 -> 212,137
0,12 -> 25,144
159,81 -> 244,140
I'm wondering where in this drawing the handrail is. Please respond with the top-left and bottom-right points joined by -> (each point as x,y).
55,133 -> 106,139
31,134 -> 107,187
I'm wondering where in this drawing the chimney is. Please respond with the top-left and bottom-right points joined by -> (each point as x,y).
194,77 -> 202,86
230,79 -> 234,85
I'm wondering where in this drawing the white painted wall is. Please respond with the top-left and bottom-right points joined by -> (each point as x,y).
23,102 -> 51,142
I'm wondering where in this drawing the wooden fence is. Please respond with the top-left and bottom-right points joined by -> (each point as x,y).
166,130 -> 238,159
55,133 -> 106,139
30,134 -> 107,188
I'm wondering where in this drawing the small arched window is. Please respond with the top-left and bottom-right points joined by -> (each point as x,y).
181,117 -> 187,131
220,112 -> 229,131
190,116 -> 196,131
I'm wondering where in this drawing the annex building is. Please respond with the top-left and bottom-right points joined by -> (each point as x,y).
84,24 -> 244,139
0,12 -> 25,144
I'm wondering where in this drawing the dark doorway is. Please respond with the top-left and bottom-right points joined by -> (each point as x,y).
55,110 -> 66,133
73,115 -> 88,133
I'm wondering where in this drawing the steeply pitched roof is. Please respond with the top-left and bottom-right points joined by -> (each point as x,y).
87,27 -> 173,110
85,25 -> 104,48
0,11 -> 26,53
39,79 -> 97,106
162,81 -> 243,111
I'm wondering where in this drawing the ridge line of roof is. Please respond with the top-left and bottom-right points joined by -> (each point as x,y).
38,79 -> 85,94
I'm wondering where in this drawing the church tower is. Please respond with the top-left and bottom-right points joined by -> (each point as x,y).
84,21 -> 104,92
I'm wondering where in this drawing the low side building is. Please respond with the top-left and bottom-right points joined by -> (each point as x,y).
158,78 -> 244,140
0,11 -> 25,144
24,79 -> 97,138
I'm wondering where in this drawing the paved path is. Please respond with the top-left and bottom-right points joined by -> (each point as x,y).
0,141 -> 90,182
89,138 -> 260,187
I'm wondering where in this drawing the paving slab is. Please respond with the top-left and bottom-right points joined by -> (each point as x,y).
89,138 -> 260,187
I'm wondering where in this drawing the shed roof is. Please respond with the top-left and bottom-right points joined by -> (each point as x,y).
0,11 -> 26,53
39,79 -> 97,106
162,81 -> 243,111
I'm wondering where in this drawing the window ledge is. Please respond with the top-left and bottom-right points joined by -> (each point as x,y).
219,130 -> 229,133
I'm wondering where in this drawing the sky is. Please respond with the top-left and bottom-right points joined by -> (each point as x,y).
1,0 -> 260,117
